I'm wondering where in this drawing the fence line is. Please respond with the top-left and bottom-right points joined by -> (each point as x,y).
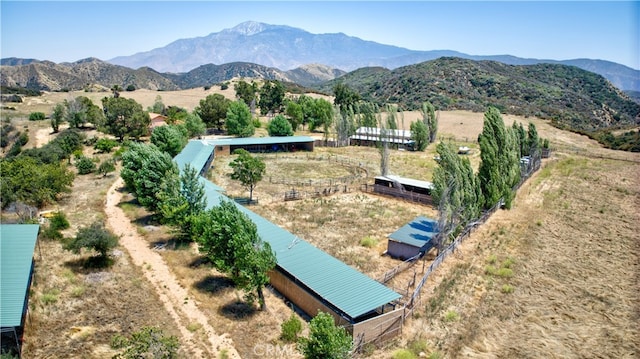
402,153 -> 543,319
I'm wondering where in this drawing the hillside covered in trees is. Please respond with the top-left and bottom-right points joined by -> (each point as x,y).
320,57 -> 640,134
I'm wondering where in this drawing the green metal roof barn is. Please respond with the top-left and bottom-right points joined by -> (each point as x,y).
1,224 -> 40,355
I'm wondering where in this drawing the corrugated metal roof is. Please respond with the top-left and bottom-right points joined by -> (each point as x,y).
389,216 -> 438,249
1,224 -> 39,328
174,140 -> 214,172
236,205 -> 401,319
376,174 -> 434,190
205,136 -> 315,147
175,140 -> 401,320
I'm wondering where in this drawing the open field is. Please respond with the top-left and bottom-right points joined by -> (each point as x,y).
2,88 -> 639,358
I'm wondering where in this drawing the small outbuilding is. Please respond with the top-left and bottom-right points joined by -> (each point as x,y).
1,224 -> 40,356
372,175 -> 434,205
387,216 -> 438,260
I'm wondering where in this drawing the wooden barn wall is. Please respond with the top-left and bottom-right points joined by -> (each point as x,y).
387,240 -> 420,260
351,307 -> 404,344
215,145 -> 230,156
268,269 -> 351,327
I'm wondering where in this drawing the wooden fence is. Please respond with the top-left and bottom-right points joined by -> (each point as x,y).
361,184 -> 434,206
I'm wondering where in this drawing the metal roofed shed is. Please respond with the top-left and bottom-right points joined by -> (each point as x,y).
1,224 -> 40,355
206,136 -> 315,156
173,140 -> 216,176
371,175 -> 434,205
234,204 -> 402,321
387,216 -> 438,260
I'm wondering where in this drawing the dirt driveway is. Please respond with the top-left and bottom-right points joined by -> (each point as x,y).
104,178 -> 240,358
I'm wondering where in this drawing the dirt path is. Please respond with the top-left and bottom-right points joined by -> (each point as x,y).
105,177 -> 240,358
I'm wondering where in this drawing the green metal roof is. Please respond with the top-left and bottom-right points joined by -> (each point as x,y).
1,224 -> 39,328
389,216 -> 438,249
236,205 -> 401,320
206,136 -> 314,147
175,141 -> 401,320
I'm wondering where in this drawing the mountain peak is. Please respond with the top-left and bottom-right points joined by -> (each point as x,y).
225,21 -> 270,36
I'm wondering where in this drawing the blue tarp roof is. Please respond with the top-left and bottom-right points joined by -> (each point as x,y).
176,138 -> 401,320
1,224 -> 39,328
389,216 -> 438,249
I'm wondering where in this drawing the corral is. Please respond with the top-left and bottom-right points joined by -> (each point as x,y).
174,140 -> 405,342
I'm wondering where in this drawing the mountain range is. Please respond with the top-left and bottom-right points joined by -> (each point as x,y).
106,21 -> 639,92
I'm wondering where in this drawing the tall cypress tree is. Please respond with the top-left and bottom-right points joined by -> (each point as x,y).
478,107 -> 520,209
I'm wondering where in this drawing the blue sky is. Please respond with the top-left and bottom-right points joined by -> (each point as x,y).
1,1 -> 638,69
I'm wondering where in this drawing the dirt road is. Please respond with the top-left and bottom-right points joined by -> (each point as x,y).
105,177 -> 240,358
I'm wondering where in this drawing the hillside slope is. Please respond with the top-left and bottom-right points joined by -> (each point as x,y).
321,57 -> 640,132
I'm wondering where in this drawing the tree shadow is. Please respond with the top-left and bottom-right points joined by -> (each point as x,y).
193,275 -> 234,295
218,300 -> 257,320
188,255 -> 212,268
64,255 -> 114,273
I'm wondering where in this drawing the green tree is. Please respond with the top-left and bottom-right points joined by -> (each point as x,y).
226,100 -> 255,137
151,125 -> 188,157
334,106 -> 355,146
193,200 -> 276,309
258,80 -> 285,115
65,96 -> 103,128
478,107 -> 521,209
64,221 -> 118,261
298,312 -> 352,359
284,100 -> 304,131
513,121 -> 527,157
75,156 -> 96,175
333,83 -> 361,111
527,122 -> 540,156
0,156 -> 74,209
94,138 -> 119,153
357,102 -> 378,128
111,326 -> 179,359
229,149 -> 265,202
421,102 -> 438,143
165,106 -> 188,124
51,103 -> 65,133
148,95 -> 166,114
121,143 -> 178,212
196,94 -> 231,131
183,112 -> 206,138
29,112 -> 46,121
98,159 -> 116,177
158,164 -> 207,239
267,114 -> 294,136
308,98 -> 334,138
234,80 -> 258,106
101,97 -> 150,141
281,312 -> 303,342
410,120 -> 429,151
432,142 -> 482,229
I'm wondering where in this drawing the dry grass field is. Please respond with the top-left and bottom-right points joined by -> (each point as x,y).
2,87 -> 638,358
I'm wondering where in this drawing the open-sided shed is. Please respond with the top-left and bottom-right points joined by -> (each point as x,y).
207,136 -> 315,156
1,224 -> 40,356
387,216 -> 438,260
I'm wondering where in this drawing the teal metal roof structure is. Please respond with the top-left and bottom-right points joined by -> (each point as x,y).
206,136 -> 314,147
389,216 -> 438,249
174,140 -> 224,192
1,224 -> 39,328
175,139 -> 401,320
235,204 -> 400,319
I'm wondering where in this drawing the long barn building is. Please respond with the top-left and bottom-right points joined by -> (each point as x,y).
174,139 -> 404,344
